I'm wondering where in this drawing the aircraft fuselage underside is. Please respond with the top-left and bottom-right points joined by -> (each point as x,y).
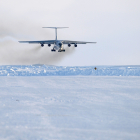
51,41 -> 65,52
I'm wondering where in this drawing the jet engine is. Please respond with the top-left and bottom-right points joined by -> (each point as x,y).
74,44 -> 77,47
41,44 -> 44,47
68,44 -> 71,47
48,44 -> 51,47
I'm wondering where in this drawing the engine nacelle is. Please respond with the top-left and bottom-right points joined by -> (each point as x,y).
74,44 -> 77,47
68,44 -> 71,47
48,44 -> 51,47
41,44 -> 44,47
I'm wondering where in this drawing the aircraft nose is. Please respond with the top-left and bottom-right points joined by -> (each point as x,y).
59,43 -> 62,46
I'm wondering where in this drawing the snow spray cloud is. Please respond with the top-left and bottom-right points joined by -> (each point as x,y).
0,0 -> 76,65
0,19 -> 75,65
0,36 -> 75,65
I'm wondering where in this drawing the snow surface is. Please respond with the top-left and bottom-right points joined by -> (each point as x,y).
0,65 -> 140,76
0,76 -> 140,140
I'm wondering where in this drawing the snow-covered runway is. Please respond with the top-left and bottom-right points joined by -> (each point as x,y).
0,76 -> 140,140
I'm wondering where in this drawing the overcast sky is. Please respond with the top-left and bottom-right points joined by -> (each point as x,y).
0,0 -> 140,66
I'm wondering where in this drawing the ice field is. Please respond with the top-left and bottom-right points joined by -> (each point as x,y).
0,65 -> 140,76
0,66 -> 140,139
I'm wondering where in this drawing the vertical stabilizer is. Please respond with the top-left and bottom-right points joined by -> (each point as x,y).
42,27 -> 68,40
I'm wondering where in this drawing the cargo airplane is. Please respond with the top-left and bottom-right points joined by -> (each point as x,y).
19,27 -> 96,52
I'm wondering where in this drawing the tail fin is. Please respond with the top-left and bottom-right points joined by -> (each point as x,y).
42,27 -> 68,40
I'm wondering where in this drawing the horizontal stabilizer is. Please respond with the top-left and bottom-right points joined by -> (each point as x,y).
42,27 -> 68,40
42,27 -> 68,29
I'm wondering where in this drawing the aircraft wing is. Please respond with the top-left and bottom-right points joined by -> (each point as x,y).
19,40 -> 96,44
19,40 -> 56,44
62,40 -> 96,44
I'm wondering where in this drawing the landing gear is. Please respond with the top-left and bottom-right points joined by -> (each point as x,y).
68,44 -> 71,47
74,44 -> 77,47
51,49 -> 56,52
58,49 -> 65,52
61,49 -> 65,52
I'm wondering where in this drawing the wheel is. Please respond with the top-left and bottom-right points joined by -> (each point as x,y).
51,49 -> 56,52
61,49 -> 65,52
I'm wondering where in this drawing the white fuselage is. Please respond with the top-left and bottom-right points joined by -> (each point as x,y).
53,41 -> 63,50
